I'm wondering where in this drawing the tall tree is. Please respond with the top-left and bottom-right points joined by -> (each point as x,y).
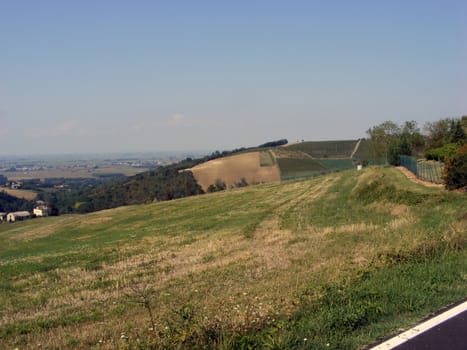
366,121 -> 401,164
401,120 -> 424,155
449,119 -> 466,144
424,118 -> 458,149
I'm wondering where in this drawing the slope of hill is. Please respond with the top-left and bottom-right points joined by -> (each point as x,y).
189,140 -> 367,187
0,167 -> 465,349
0,191 -> 34,212
188,151 -> 281,191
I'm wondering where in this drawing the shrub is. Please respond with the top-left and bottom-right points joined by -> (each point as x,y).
443,144 -> 467,190
207,179 -> 227,193
425,143 -> 459,162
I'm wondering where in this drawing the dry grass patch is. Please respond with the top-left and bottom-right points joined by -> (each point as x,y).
189,152 -> 280,191
7,218 -> 71,241
334,222 -> 379,234
8,225 -> 58,241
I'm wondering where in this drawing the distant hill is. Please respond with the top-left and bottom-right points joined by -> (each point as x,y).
189,139 -> 369,187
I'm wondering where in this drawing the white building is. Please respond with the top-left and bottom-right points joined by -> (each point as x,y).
7,211 -> 31,222
33,206 -> 50,217
0,212 -> 6,222
10,182 -> 22,189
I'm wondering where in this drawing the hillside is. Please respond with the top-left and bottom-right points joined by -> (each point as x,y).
188,151 -> 281,191
0,191 -> 34,212
0,167 -> 465,349
189,140 -> 368,187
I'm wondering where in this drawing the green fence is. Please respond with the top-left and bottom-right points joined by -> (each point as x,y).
400,156 -> 444,184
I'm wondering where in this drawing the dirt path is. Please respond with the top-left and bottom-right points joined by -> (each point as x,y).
396,166 -> 444,188
350,139 -> 362,158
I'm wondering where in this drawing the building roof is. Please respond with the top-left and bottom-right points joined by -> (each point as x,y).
10,211 -> 31,217
34,205 -> 49,210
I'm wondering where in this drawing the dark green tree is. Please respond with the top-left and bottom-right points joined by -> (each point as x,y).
449,119 -> 466,144
401,120 -> 424,155
388,138 -> 412,166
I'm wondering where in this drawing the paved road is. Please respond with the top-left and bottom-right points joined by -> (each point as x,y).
370,300 -> 467,350
393,310 -> 467,350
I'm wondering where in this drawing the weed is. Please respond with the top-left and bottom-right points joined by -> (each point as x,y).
124,283 -> 158,333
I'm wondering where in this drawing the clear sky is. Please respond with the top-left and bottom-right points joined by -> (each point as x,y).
1,0 -> 466,155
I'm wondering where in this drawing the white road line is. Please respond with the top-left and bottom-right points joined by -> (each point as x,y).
369,300 -> 467,349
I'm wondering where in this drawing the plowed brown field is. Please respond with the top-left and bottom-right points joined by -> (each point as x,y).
189,152 -> 280,191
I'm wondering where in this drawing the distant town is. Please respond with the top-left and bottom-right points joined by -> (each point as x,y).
0,151 -> 206,181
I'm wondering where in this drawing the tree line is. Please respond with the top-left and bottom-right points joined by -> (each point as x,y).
366,116 -> 466,189
0,192 -> 32,213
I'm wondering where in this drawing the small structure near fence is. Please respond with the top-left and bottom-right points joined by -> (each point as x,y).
400,156 -> 444,184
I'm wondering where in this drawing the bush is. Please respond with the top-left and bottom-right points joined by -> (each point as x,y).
207,179 -> 227,193
443,144 -> 467,190
425,143 -> 459,162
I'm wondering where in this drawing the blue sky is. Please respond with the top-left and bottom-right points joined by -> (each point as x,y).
1,0 -> 466,155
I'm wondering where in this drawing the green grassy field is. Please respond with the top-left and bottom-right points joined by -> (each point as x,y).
317,158 -> 355,171
277,158 -> 328,180
276,158 -> 355,181
0,167 -> 465,349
